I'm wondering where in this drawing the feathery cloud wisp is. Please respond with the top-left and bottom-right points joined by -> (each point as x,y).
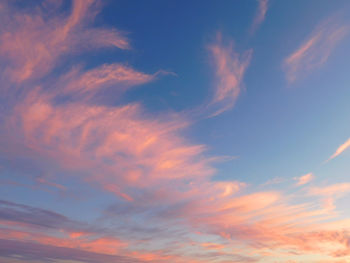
208,34 -> 252,116
0,0 -> 129,83
308,183 -> 350,211
295,173 -> 314,186
284,16 -> 349,83
309,183 -> 350,197
251,0 -> 269,34
327,137 -> 350,161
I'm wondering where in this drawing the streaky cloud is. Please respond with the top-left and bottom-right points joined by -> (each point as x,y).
208,33 -> 252,116
308,182 -> 350,211
0,0 -> 129,83
308,183 -> 350,197
294,172 -> 314,186
327,137 -> 350,161
250,0 -> 269,34
56,63 -> 157,101
284,15 -> 349,83
0,238 -> 142,263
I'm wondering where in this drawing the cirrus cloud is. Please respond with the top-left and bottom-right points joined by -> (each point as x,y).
1,1 -> 350,263
284,15 -> 349,83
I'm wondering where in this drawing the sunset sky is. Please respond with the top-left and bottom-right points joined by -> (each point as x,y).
1,0 -> 350,262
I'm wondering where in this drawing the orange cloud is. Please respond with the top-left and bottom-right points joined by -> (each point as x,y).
327,137 -> 350,161
208,33 -> 252,116
201,242 -> 226,250
284,16 -> 349,83
294,172 -> 314,186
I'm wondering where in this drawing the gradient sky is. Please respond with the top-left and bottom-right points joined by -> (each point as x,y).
1,0 -> 350,262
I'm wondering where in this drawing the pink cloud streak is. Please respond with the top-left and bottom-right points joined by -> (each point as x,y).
294,173 -> 314,186
284,16 -> 349,83
0,0 -> 129,83
327,137 -> 350,161
208,34 -> 252,116
251,0 -> 269,34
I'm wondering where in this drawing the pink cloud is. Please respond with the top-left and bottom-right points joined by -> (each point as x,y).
208,33 -> 252,116
250,0 -> 269,34
284,16 -> 349,83
9,95 -> 214,191
309,183 -> 350,197
200,242 -> 226,250
35,176 -> 67,191
1,1 -> 350,262
0,0 -> 129,83
294,172 -> 314,186
0,228 -> 135,258
327,137 -> 350,161
308,182 -> 350,211
64,64 -> 155,92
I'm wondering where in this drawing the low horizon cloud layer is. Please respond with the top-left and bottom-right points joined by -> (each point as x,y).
1,1 -> 350,262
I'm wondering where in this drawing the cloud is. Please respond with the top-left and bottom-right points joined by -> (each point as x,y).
308,183 -> 350,197
7,93 -> 214,198
35,176 -> 67,191
0,201 -> 187,262
0,239 -> 142,263
308,183 -> 350,211
0,0 -> 205,203
1,1 -> 350,262
250,0 -> 269,34
294,173 -> 314,186
208,33 -> 252,116
284,16 -> 349,83
0,0 -> 129,83
0,200 -> 78,230
103,178 -> 350,260
58,64 -> 156,100
327,137 -> 350,161
261,176 -> 285,186
0,228 -> 127,257
0,201 -> 130,257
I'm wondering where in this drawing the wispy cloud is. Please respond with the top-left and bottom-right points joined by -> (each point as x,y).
294,172 -> 314,186
327,137 -> 350,161
0,238 -> 142,263
208,33 -> 252,116
0,0 -> 129,83
250,0 -> 269,34
284,16 -> 349,83
0,200 -> 186,262
308,182 -> 350,211
1,1 -> 350,262
55,63 -> 157,102
309,183 -> 350,197
0,200 -> 79,231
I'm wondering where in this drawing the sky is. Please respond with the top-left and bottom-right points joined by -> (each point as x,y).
0,0 -> 350,262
